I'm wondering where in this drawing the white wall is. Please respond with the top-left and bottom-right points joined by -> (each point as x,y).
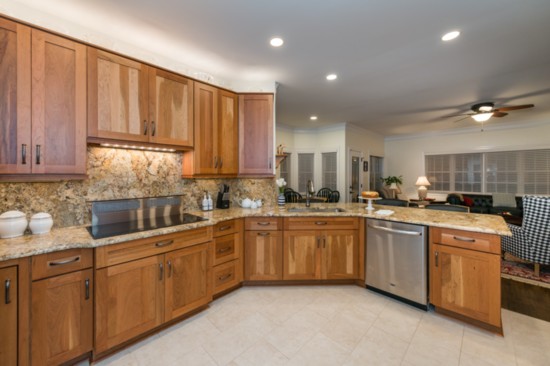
385,121 -> 550,199
346,124 -> 385,192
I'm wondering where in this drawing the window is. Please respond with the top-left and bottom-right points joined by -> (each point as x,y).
369,156 -> 384,191
425,149 -> 550,195
279,153 -> 290,186
322,152 -> 337,190
298,153 -> 314,193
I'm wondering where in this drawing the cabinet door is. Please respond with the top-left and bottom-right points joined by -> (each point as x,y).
0,19 -> 31,175
0,266 -> 17,366
430,243 -> 501,327
149,68 -> 193,147
218,90 -> 238,174
322,230 -> 358,279
165,243 -> 212,321
192,82 -> 218,174
31,269 -> 92,365
238,94 -> 273,175
88,48 -> 149,142
283,231 -> 320,280
95,255 -> 164,354
31,29 -> 87,174
245,231 -> 283,281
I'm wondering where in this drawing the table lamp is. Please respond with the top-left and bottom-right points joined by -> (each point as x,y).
389,182 -> 398,199
415,176 -> 431,200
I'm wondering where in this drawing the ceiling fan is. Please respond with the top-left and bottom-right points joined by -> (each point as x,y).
449,102 -> 535,123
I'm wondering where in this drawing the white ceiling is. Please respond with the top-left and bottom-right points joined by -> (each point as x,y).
7,0 -> 550,136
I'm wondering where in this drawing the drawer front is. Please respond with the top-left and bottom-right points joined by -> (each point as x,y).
95,226 -> 212,268
245,217 -> 281,231
213,259 -> 241,295
32,248 -> 93,280
284,217 -> 359,231
214,233 -> 239,266
431,227 -> 500,254
213,220 -> 237,237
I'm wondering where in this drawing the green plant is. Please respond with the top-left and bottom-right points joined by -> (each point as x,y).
381,175 -> 403,186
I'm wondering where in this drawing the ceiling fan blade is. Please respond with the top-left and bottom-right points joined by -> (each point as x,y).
492,111 -> 508,117
453,116 -> 471,123
442,113 -> 472,119
494,104 -> 534,112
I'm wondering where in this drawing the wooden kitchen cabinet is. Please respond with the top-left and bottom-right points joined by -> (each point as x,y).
430,227 -> 502,332
212,219 -> 242,295
238,94 -> 274,176
88,48 -> 193,148
182,84 -> 238,176
31,249 -> 93,365
1,18 -> 87,179
244,217 -> 283,281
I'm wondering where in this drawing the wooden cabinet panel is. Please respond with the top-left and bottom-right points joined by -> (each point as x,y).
245,217 -> 281,231
214,233 -> 239,266
213,219 -> 238,237
284,217 -> 359,231
149,68 -> 193,146
238,94 -> 274,176
0,266 -> 18,366
165,243 -> 212,321
31,269 -> 92,366
32,248 -> 93,280
0,19 -> 31,175
191,82 -> 218,174
283,231 -> 319,280
431,243 -> 501,327
245,231 -> 283,281
213,259 -> 242,295
95,255 -> 164,353
31,29 -> 87,175
431,227 -> 500,254
323,230 -> 358,280
218,90 -> 238,175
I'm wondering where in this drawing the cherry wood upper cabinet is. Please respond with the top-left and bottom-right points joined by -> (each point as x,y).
218,90 -> 239,175
238,94 -> 274,176
88,48 -> 193,149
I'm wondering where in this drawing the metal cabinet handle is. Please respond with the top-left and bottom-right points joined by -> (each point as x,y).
48,256 -> 80,266
219,157 -> 223,168
453,236 -> 476,243
257,232 -> 271,237
323,236 -> 326,249
317,237 -> 320,249
159,263 -> 164,281
218,273 -> 232,281
167,260 -> 172,278
217,247 -> 232,253
143,120 -> 148,135
257,222 -> 271,226
4,279 -> 11,305
22,144 -> 27,165
435,251 -> 439,267
218,225 -> 232,231
151,121 -> 156,136
85,278 -> 90,300
315,221 -> 328,226
214,156 -> 218,168
36,145 -> 41,165
155,240 -> 173,247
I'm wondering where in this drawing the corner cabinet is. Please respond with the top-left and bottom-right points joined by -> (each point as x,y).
87,48 -> 193,149
430,227 -> 502,333
238,94 -> 274,176
0,19 -> 87,179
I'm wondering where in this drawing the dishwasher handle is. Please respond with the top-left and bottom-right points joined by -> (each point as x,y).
368,224 -> 423,236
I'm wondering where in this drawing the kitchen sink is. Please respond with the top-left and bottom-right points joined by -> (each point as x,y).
287,207 -> 346,213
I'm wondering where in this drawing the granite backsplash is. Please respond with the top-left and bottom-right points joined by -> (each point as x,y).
0,147 -> 278,228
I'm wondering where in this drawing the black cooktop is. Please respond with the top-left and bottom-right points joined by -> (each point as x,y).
87,213 -> 207,239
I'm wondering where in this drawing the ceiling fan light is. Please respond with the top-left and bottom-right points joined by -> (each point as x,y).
472,112 -> 493,122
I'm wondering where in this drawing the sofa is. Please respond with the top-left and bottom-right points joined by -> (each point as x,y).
446,193 -> 523,217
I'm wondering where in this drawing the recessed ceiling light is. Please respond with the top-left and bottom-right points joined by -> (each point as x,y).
310,116 -> 318,121
270,37 -> 284,47
326,74 -> 337,81
442,31 -> 460,41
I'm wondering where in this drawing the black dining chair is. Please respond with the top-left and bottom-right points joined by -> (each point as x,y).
327,190 -> 340,203
285,190 -> 303,203
425,204 -> 470,212
377,199 -> 409,207
316,188 -> 333,199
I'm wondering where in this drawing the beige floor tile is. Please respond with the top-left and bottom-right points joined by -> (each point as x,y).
320,305 -> 376,351
414,312 -> 465,351
265,322 -> 317,358
371,299 -> 424,342
344,326 -> 409,366
232,339 -> 289,366
459,352 -> 498,366
403,332 -> 461,366
260,302 -> 306,325
286,333 -> 350,366
461,326 -> 517,366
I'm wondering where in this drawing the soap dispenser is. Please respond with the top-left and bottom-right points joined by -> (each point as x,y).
202,193 -> 208,211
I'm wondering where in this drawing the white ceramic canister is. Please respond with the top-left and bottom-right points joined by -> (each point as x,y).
0,211 -> 28,239
29,212 -> 54,235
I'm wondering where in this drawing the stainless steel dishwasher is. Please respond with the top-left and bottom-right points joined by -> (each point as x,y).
366,218 -> 428,310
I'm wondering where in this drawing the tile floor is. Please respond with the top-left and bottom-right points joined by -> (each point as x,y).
87,286 -> 550,366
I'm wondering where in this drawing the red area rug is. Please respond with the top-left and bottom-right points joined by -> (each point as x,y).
501,260 -> 550,284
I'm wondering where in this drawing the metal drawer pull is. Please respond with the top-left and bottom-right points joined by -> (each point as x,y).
143,120 -> 148,135
48,256 -> 80,266
323,237 -> 326,249
257,222 -> 271,226
257,232 -> 271,237
315,221 -> 328,225
218,273 -> 232,281
159,263 -> 164,281
214,156 -> 218,168
167,260 -> 172,278
36,145 -> 41,165
317,237 -> 321,248
22,144 -> 27,164
453,236 -> 476,243
85,279 -> 90,300
5,279 -> 11,305
151,121 -> 156,136
368,224 -> 422,236
435,251 -> 439,267
219,157 -> 223,168
218,225 -> 232,231
217,247 -> 232,253
155,240 -> 174,247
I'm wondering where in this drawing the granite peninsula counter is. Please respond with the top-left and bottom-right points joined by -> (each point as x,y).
0,203 -> 511,261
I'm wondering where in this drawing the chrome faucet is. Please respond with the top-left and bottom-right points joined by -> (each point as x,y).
306,180 -> 315,207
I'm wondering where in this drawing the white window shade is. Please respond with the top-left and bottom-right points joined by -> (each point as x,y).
322,152 -> 338,190
298,153 -> 314,193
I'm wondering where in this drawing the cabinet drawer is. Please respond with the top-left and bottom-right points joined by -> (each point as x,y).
245,217 -> 281,231
431,227 -> 500,255
32,248 -> 93,280
213,259 -> 241,295
213,220 -> 238,237
284,217 -> 358,231
95,226 -> 212,268
214,233 -> 239,266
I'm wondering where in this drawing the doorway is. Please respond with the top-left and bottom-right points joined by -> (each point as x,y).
348,150 -> 362,202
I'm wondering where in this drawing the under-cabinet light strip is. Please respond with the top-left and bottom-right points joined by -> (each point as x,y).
100,143 -> 176,152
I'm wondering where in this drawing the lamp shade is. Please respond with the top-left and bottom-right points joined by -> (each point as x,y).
471,112 -> 493,122
389,183 -> 398,190
415,176 -> 431,186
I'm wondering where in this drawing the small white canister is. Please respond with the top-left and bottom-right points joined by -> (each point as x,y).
29,212 -> 54,235
0,211 -> 28,239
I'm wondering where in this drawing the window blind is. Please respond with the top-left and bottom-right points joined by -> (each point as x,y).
322,152 -> 338,190
279,153 -> 290,186
298,153 -> 314,193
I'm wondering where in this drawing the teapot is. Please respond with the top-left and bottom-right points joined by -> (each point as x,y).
254,199 -> 262,208
238,198 -> 252,208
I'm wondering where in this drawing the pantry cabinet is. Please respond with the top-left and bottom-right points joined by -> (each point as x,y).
0,18 -> 87,179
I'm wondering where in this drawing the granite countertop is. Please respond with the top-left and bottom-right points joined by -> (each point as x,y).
0,203 -> 511,261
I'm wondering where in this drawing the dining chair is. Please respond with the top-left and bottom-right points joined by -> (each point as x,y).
425,204 -> 470,212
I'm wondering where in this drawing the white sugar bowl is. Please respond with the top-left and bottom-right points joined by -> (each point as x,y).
29,212 -> 53,235
0,211 -> 28,239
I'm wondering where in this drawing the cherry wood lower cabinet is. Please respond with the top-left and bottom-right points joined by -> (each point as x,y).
244,218 -> 283,281
0,265 -> 19,366
430,227 -> 502,332
31,249 -> 93,366
212,219 -> 243,295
